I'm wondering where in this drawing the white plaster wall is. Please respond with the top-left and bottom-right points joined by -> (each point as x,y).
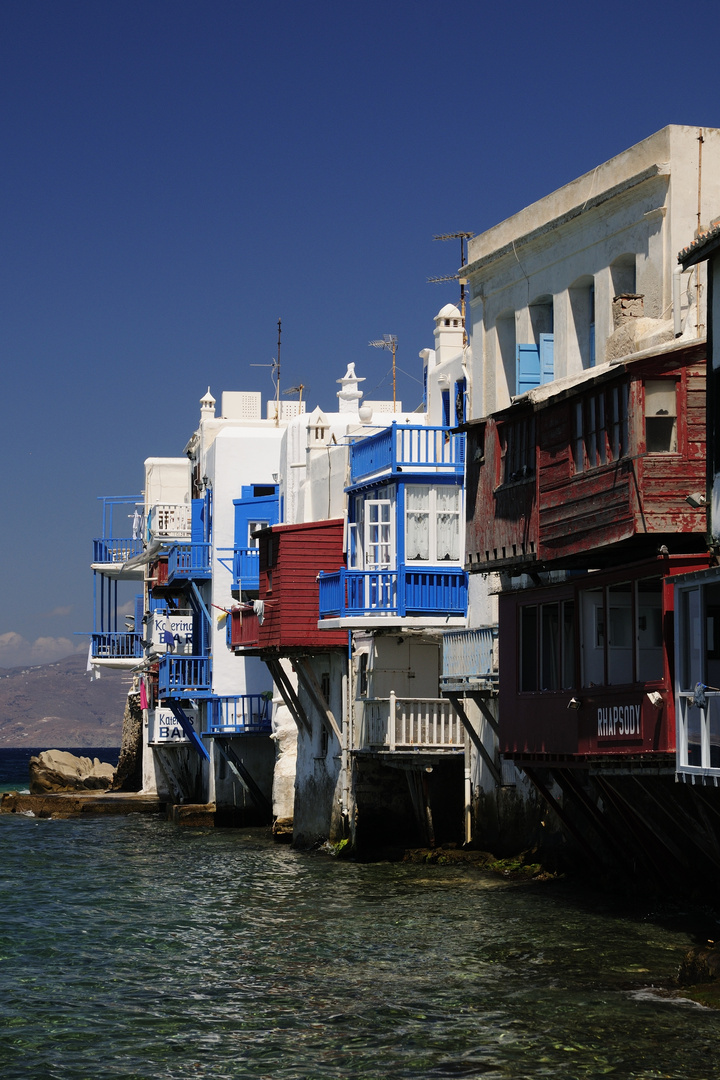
205,425 -> 284,697
466,125 -> 720,418
144,458 -> 190,514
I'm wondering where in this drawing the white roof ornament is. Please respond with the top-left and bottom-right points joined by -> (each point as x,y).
200,387 -> 216,419
435,303 -> 462,323
336,363 -> 365,413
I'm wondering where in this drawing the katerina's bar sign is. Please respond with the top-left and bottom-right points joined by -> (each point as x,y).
597,704 -> 641,738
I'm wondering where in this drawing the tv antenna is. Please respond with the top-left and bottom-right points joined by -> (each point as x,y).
369,334 -> 398,409
251,318 -> 282,425
283,384 -> 305,408
428,232 -> 474,345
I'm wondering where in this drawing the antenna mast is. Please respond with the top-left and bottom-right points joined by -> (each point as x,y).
369,335 -> 398,408
429,232 -> 474,345
275,318 -> 281,425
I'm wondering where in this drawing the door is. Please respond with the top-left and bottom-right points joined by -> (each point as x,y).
363,500 -> 395,609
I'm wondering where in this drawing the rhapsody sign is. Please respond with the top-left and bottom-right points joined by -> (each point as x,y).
597,703 -> 641,738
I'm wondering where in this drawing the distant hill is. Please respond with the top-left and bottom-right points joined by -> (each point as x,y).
0,654 -> 129,747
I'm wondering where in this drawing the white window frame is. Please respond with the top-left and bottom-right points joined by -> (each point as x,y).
404,484 -> 462,566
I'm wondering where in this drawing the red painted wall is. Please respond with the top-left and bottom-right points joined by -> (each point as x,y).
257,520 -> 347,649
497,554 -> 710,761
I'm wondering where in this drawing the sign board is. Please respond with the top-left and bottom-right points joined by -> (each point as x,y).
148,706 -> 198,745
149,611 -> 194,654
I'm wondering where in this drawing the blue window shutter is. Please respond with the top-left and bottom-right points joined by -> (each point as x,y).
539,333 -> 554,385
516,343 -> 540,394
191,499 -> 204,543
441,389 -> 451,427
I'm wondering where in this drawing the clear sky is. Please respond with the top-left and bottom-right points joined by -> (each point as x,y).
0,0 -> 717,667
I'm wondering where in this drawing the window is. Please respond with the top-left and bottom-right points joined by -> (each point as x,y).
247,521 -> 269,547
676,580 -> 720,774
501,416 -> 535,484
454,378 -> 467,426
581,577 -> 664,688
645,380 -> 677,453
405,485 -> 461,563
516,336 -> 554,395
573,384 -> 628,473
519,600 -> 574,692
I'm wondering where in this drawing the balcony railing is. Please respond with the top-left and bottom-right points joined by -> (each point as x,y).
91,632 -> 144,660
157,655 -> 212,697
227,607 -> 260,650
350,424 -> 465,484
149,503 -> 192,540
92,538 -> 144,564
167,543 -> 211,581
232,547 -> 260,591
441,627 -> 498,690
318,567 -> 468,619
357,693 -> 464,751
206,694 -> 272,735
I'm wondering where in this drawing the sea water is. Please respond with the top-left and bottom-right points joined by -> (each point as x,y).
1,751 -> 719,1079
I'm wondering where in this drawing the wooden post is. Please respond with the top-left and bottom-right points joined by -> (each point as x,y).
389,690 -> 396,751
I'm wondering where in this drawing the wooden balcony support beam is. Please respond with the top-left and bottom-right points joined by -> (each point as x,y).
295,658 -> 343,744
446,693 -> 501,786
263,657 -> 311,736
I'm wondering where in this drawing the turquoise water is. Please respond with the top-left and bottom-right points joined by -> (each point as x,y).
1,809 -> 719,1080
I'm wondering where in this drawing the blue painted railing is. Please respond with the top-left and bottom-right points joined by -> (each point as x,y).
91,632 -> 144,660
440,627 -> 498,688
318,567 -> 467,618
206,694 -> 272,735
167,543 -> 211,581
350,424 -> 465,484
158,655 -> 212,697
92,538 -> 144,564
232,547 -> 260,591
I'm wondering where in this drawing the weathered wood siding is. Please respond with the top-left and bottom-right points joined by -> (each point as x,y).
466,345 -> 707,572
258,520 -> 347,649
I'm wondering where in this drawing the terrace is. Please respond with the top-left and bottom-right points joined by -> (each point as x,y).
318,567 -> 467,622
157,655 -> 212,698
206,694 -> 272,735
356,694 -> 464,752
349,423 -> 465,486
167,542 -> 212,582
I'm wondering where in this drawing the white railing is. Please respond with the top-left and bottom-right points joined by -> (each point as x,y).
357,693 -> 464,751
149,503 -> 192,539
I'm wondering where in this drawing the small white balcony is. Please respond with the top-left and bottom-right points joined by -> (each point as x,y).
356,693 -> 465,752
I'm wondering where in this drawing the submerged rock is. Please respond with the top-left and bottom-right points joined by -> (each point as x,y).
29,750 -> 115,794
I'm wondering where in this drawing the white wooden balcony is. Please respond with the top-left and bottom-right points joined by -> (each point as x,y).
149,503 -> 192,540
356,693 -> 465,752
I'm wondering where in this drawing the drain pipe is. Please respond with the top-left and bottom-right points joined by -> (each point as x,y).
464,737 -> 473,845
673,266 -> 683,338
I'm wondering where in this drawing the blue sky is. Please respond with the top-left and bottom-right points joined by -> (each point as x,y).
0,0 -> 717,667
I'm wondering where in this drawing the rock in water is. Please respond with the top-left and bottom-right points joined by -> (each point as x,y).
29,750 -> 116,794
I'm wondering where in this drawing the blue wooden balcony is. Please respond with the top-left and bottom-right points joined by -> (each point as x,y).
206,694 -> 272,735
318,567 -> 468,619
92,538 -> 144,565
167,542 -> 211,582
440,627 -> 498,691
91,632 -> 144,661
157,655 -> 212,698
233,547 -> 260,591
350,424 -> 465,485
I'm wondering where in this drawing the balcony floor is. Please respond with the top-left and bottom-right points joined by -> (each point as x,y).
318,614 -> 467,630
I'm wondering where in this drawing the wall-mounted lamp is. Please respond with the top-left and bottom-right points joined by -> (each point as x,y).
646,691 -> 663,708
567,697 -> 582,711
686,492 -> 707,508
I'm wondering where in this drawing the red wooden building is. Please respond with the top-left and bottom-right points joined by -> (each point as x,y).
465,341 -> 707,574
497,554 -> 710,763
230,519 -> 348,653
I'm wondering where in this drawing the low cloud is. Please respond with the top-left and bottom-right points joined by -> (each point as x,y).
0,632 -> 87,669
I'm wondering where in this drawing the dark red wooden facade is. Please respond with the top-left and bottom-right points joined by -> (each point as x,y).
254,519 -> 347,650
465,343 -> 707,573
229,605 -> 260,650
498,554 -> 710,762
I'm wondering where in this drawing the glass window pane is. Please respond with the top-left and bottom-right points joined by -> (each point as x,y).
541,604 -> 559,691
520,606 -> 537,692
562,600 -> 575,689
679,587 -> 702,692
581,588 -> 604,687
637,578 -> 663,682
608,582 -> 633,685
